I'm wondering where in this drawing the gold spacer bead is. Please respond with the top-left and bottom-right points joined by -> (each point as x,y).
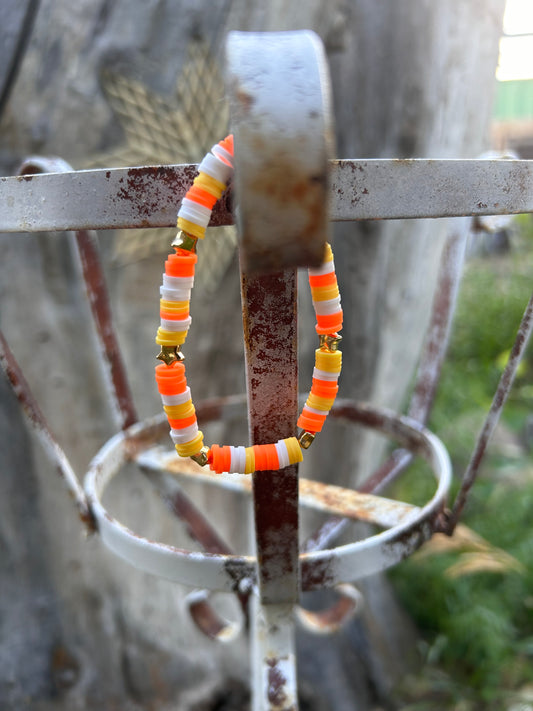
319,333 -> 343,352
190,446 -> 210,467
298,431 -> 316,449
156,345 -> 185,365
172,230 -> 198,253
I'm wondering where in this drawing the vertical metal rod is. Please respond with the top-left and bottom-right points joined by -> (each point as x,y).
241,268 -> 299,604
73,230 -> 138,430
241,267 -> 299,711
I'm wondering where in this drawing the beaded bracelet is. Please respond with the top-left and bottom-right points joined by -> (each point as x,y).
155,135 -> 343,474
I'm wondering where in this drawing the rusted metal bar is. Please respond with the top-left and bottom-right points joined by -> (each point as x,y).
18,157 -> 138,430
0,328 -> 94,531
408,223 -> 468,423
73,229 -> 138,429
143,468 -> 234,556
228,29 -> 334,710
251,600 -> 298,711
241,268 -> 300,605
446,287 -> 533,532
2,159 -> 533,233
357,223 -> 469,496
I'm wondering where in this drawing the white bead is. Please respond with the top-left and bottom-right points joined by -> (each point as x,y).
212,143 -> 234,167
303,404 -> 330,416
170,423 -> 198,444
313,367 -> 340,381
163,274 -> 194,290
161,317 -> 192,331
160,286 -> 192,301
178,198 -> 212,228
230,446 -> 246,474
161,388 -> 191,406
312,297 -> 341,315
198,152 -> 233,184
275,440 -> 290,469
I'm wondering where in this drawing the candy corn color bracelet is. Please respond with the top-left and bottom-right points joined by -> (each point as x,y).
155,135 -> 343,474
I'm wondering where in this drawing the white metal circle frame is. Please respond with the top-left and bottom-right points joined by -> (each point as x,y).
84,399 -> 451,593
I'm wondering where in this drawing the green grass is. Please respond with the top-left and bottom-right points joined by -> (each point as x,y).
390,215 -> 533,710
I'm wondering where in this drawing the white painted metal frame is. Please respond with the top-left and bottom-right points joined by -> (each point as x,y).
84,406 -> 451,591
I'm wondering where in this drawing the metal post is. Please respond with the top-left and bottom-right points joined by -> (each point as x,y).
227,30 -> 333,710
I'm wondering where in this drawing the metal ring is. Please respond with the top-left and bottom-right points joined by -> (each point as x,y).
84,400 -> 451,592
295,584 -> 364,635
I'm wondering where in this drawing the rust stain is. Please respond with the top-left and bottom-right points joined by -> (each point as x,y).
241,265 -> 299,602
236,87 -> 255,113
266,657 -> 288,708
300,554 -> 336,591
51,644 -> 80,692
243,148 -> 326,272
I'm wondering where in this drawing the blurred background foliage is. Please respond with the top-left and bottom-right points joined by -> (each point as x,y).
390,214 -> 533,710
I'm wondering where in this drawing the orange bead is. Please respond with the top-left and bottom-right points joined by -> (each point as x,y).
159,310 -> 190,321
168,413 -> 197,430
311,379 -> 339,399
309,271 -> 337,288
209,444 -> 231,474
315,311 -> 343,334
187,184 -> 219,209
155,362 -> 187,394
297,410 -> 326,433
219,134 -> 234,159
165,251 -> 197,277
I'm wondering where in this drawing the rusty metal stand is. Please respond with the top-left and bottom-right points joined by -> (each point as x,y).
227,31 -> 333,707
2,29 -> 533,711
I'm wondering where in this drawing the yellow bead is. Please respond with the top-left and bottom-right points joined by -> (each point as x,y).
195,172 -> 226,199
307,393 -> 335,411
311,284 -> 340,301
156,328 -> 188,346
176,431 -> 204,457
315,349 -> 342,373
164,401 -> 195,418
244,447 -> 255,474
160,299 -> 189,313
283,437 -> 303,464
177,216 -> 206,239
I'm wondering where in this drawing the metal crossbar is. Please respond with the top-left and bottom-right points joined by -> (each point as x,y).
1,158 -> 532,232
